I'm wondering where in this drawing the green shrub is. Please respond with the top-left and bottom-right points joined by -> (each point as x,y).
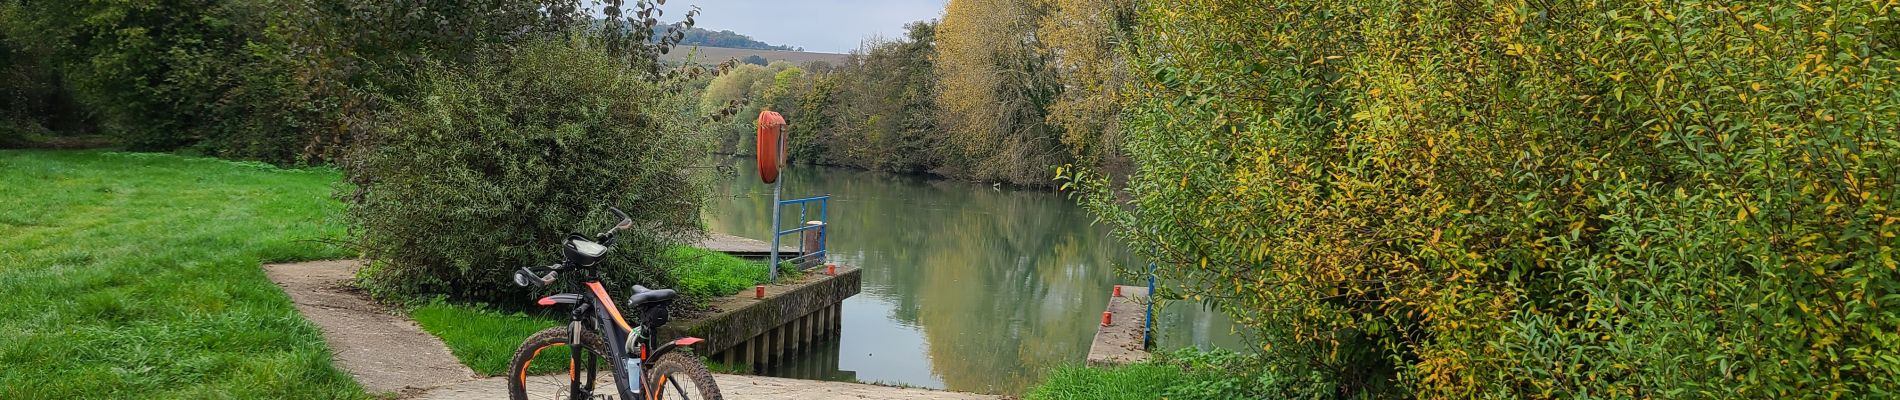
347,39 -> 705,304
1067,0 -> 1900,397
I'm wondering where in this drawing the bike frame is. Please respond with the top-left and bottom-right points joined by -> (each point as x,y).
535,268 -> 701,400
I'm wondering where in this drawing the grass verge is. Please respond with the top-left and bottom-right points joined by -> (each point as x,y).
1023,349 -> 1268,400
0,150 -> 365,398
1022,364 -> 1188,400
662,246 -> 769,299
410,301 -> 564,376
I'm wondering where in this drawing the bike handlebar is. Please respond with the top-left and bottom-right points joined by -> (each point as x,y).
514,206 -> 631,288
513,264 -> 561,287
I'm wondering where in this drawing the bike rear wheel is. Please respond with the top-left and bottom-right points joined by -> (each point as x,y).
647,352 -> 722,400
508,327 -> 619,400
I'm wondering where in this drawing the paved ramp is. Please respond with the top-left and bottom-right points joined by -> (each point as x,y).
264,260 -> 475,395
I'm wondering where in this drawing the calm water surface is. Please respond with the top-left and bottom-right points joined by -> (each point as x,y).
701,159 -> 1245,395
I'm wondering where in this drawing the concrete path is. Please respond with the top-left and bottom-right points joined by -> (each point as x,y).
1087,285 -> 1151,366
265,259 -> 1000,399
695,232 -> 804,258
264,260 -> 476,395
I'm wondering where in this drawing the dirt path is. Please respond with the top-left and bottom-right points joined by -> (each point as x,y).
265,260 -> 476,395
266,260 -> 1002,400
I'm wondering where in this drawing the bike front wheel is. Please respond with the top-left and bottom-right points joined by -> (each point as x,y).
508,327 -> 619,400
646,352 -> 723,400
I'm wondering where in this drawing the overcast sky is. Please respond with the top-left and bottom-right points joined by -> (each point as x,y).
671,0 -> 947,53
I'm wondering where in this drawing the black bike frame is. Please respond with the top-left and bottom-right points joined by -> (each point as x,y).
541,269 -> 697,400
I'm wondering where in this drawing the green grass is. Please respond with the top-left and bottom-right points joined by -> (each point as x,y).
410,301 -> 563,376
1021,364 -> 1189,400
0,150 -> 365,399
1024,349 -> 1270,400
661,246 -> 769,299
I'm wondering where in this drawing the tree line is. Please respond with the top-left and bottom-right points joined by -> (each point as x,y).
661,23 -> 803,52
689,0 -> 1135,188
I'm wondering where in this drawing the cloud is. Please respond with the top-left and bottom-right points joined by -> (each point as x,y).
674,0 -> 946,53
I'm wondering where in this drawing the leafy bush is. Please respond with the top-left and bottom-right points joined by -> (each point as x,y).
1068,0 -> 1899,398
347,39 -> 705,303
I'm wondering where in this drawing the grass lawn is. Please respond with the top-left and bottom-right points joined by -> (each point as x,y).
0,151 -> 364,398
0,150 -> 785,396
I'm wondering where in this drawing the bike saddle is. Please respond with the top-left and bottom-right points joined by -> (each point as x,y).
625,285 -> 678,307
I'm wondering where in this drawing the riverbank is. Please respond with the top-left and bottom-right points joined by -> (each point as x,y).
265,258 -> 997,399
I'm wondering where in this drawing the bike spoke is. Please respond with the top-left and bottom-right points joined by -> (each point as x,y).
522,348 -> 615,400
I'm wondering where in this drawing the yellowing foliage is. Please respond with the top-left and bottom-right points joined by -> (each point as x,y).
936,0 -> 1067,185
1066,0 -> 1900,397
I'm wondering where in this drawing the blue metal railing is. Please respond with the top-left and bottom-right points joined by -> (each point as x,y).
768,194 -> 829,281
1143,261 -> 1156,349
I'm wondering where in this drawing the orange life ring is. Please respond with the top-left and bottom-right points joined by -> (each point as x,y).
756,111 -> 786,184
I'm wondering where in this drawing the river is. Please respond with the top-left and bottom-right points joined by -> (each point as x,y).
700,158 -> 1247,395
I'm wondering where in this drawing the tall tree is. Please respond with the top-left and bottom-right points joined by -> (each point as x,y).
934,0 -> 1064,186
1036,0 -> 1136,174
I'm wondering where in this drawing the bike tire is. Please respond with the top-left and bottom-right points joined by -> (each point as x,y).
507,326 -> 617,400
647,351 -> 723,400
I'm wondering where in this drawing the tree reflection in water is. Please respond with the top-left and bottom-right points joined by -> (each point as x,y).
701,158 -> 1243,395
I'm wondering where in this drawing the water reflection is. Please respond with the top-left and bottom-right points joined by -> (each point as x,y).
701,158 -> 1243,394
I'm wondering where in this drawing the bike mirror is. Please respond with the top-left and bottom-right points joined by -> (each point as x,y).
512,269 -> 533,287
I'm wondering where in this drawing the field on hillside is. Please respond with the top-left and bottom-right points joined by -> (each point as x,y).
665,46 -> 849,66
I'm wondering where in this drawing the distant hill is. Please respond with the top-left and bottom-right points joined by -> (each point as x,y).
663,46 -> 849,66
656,23 -> 802,51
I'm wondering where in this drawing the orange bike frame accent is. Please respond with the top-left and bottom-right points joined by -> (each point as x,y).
584,281 -> 634,333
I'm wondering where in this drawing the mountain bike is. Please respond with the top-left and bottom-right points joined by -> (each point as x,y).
508,208 -> 722,400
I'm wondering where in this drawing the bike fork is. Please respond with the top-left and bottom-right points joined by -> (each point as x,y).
569,320 -> 587,397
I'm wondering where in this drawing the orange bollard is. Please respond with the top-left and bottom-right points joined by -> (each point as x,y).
755,285 -> 765,299
1113,286 -> 1122,297
827,263 -> 837,276
1101,311 -> 1113,326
